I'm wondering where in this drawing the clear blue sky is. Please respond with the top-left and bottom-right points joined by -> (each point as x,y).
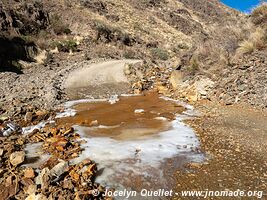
221,0 -> 263,12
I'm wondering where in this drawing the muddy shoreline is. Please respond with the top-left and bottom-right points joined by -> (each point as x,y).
174,101 -> 267,199
56,92 -> 203,192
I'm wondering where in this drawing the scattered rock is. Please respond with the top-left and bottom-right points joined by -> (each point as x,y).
26,193 -> 48,200
50,160 -> 68,177
35,167 -> 51,190
134,109 -> 145,114
90,120 -> 99,126
25,112 -> 33,122
213,52 -> 267,107
0,149 -> 3,157
26,184 -> 37,195
9,151 -> 25,166
0,182 -> 18,200
124,64 -> 132,75
187,162 -> 202,169
24,168 -> 35,179
1,121 -> 21,136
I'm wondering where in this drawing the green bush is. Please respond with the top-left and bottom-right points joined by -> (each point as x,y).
52,40 -> 78,52
150,48 -> 169,60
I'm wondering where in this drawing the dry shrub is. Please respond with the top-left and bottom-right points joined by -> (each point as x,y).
184,55 -> 200,75
150,48 -> 169,60
123,49 -> 137,59
251,27 -> 267,49
203,22 -> 252,66
251,3 -> 267,26
197,41 -> 218,59
237,27 -> 266,55
35,30 -> 51,49
94,20 -> 135,46
90,43 -> 121,59
195,40 -> 230,66
50,14 -> 71,35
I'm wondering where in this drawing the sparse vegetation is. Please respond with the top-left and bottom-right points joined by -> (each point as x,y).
95,20 -> 123,38
173,43 -> 190,53
237,28 -> 266,55
94,20 -> 114,42
94,20 -> 135,46
52,39 -> 78,52
150,48 -> 169,60
35,30 -> 51,49
81,0 -> 108,15
237,40 -> 255,55
189,56 -> 200,74
20,35 -> 35,44
1,1 -> 267,199
251,3 -> 267,26
123,49 -> 137,59
50,14 -> 71,35
139,0 -> 166,7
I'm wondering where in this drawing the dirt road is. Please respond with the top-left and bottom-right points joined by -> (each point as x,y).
64,60 -> 141,88
63,59 -> 141,99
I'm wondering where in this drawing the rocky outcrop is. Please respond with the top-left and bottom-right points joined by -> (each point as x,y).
212,51 -> 267,108
0,1 -> 49,36
0,1 -> 49,71
0,37 -> 37,66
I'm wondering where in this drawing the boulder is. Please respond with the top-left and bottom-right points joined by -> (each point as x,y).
170,71 -> 183,89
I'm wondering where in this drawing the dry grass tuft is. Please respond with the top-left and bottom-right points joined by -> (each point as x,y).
238,40 -> 255,55
237,28 -> 266,55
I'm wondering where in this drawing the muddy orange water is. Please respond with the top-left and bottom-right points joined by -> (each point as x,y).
54,92 -> 203,196
57,93 -> 185,140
